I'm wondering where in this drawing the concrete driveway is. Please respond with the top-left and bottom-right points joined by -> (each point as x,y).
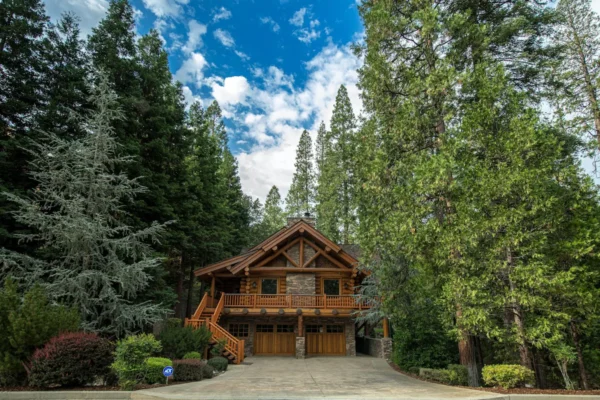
133,356 -> 503,400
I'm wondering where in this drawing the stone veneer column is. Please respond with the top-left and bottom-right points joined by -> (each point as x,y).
381,337 -> 392,361
345,320 -> 356,356
296,337 -> 306,359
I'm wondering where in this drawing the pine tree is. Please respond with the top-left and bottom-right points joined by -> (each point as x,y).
0,0 -> 49,250
286,130 -> 315,217
262,186 -> 286,237
553,0 -> 600,150
315,121 -> 328,178
316,85 -> 356,243
0,77 -> 169,337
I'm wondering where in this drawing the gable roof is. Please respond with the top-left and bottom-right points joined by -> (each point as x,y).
194,220 -> 359,278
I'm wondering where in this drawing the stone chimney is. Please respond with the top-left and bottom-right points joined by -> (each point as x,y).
287,212 -> 316,228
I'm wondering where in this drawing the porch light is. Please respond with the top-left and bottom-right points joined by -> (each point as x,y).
252,281 -> 257,289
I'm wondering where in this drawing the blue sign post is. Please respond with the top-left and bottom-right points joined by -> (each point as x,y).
163,366 -> 173,385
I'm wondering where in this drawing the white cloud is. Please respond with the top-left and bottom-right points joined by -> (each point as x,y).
289,7 -> 307,26
235,50 -> 250,61
141,0 -> 188,18
214,28 -> 235,47
211,76 -> 250,108
213,6 -> 232,22
43,0 -> 108,36
174,53 -> 208,86
227,42 -> 362,201
296,28 -> 320,43
182,86 -> 203,108
260,16 -> 281,32
181,20 -> 207,54
592,0 -> 600,13
310,19 -> 320,28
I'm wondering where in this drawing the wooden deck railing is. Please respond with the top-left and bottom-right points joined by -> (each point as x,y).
191,292 -> 209,319
222,294 -> 372,309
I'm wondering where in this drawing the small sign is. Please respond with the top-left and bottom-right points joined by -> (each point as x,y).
163,366 -> 173,378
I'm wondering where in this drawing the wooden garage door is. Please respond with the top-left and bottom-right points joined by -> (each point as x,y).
306,324 -> 345,355
254,324 -> 295,355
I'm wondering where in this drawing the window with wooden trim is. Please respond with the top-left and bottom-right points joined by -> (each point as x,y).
261,278 -> 278,294
323,279 -> 340,295
326,325 -> 344,333
256,324 -> 274,332
277,324 -> 294,333
306,324 -> 322,333
228,323 -> 249,337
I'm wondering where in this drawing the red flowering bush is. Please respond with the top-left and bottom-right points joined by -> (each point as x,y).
28,332 -> 114,388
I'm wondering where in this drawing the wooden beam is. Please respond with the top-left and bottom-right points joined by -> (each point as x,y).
282,251 -> 300,268
298,315 -> 303,337
253,237 -> 301,269
299,238 -> 304,268
303,251 -> 319,268
251,267 -> 349,273
210,275 -> 215,298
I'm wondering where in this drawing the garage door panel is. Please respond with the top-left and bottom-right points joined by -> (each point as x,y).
306,331 -> 345,355
254,325 -> 295,355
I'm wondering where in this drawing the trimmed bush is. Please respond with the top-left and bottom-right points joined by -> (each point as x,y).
202,364 -> 215,379
173,359 -> 205,381
143,357 -> 172,384
210,338 -> 226,357
407,366 -> 420,374
183,351 -> 202,360
447,364 -> 468,386
27,332 -> 114,388
420,368 -> 451,383
111,334 -> 162,388
207,356 -> 228,372
159,325 -> 211,360
482,364 -> 535,389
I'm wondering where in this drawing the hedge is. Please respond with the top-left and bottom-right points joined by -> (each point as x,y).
173,359 -> 205,381
143,357 -> 172,384
482,364 -> 535,389
207,356 -> 228,372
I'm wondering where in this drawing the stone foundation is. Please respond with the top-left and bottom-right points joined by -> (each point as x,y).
295,337 -> 306,359
356,336 -> 392,360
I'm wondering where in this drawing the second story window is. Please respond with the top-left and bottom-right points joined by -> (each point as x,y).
323,279 -> 340,296
261,278 -> 278,294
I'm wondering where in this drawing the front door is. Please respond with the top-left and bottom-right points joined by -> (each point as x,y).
306,324 -> 346,355
254,324 -> 295,355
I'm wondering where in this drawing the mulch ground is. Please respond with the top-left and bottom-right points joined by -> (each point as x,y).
388,362 -> 600,395
1,381 -> 188,392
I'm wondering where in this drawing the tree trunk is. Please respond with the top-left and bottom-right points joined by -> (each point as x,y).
570,320 -> 589,390
185,259 -> 196,318
507,247 -> 532,369
532,347 -> 548,389
174,253 -> 185,319
457,308 -> 480,386
567,11 -> 600,148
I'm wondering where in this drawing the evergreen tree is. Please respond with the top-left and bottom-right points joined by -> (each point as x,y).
262,186 -> 285,237
316,85 -> 356,243
553,0 -> 600,150
0,0 -> 49,250
315,121 -> 328,178
286,130 -> 315,217
0,77 -> 169,336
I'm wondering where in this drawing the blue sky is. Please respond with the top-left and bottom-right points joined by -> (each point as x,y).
43,0 -> 365,201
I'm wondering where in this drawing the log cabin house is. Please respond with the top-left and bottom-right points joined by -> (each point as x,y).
184,216 -> 389,364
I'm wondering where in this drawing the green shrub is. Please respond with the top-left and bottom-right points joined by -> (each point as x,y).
27,332 -> 114,388
0,281 -> 80,386
202,364 -> 215,379
482,364 -> 535,389
159,325 -> 211,359
420,368 -> 451,383
143,357 -> 172,384
183,351 -> 202,360
166,318 -> 183,329
210,338 -> 226,357
208,356 -> 228,372
111,334 -> 162,388
173,359 -> 205,381
447,364 -> 468,386
407,367 -> 420,374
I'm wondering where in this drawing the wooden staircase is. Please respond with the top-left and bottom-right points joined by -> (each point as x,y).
185,293 -> 245,364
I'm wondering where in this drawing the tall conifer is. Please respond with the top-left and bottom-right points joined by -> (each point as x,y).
286,130 -> 315,217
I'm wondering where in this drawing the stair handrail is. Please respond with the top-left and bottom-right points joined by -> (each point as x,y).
192,292 -> 209,319
207,321 -> 244,363
211,293 -> 225,324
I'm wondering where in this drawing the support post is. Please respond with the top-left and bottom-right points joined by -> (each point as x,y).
383,317 -> 390,338
298,315 -> 303,337
210,274 -> 216,298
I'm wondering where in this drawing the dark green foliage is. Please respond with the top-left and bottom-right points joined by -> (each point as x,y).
27,332 -> 113,388
482,365 -> 536,389
183,352 -> 202,360
111,333 -> 161,388
173,359 -> 204,381
202,364 -> 215,379
159,325 -> 211,360
207,356 -> 228,372
210,338 -> 227,357
286,130 -> 315,217
419,368 -> 452,384
143,357 -> 172,384
0,280 -> 80,386
447,365 -> 469,386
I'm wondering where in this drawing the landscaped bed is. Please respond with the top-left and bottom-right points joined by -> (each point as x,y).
388,362 -> 600,396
